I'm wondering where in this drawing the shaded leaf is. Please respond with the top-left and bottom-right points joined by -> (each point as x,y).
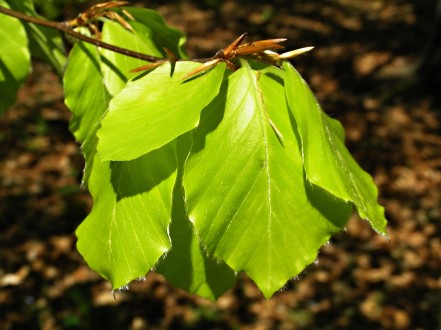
123,7 -> 187,60
75,8 -> 192,289
76,140 -> 177,289
64,41 -> 110,143
157,134 -> 236,301
283,62 -> 387,235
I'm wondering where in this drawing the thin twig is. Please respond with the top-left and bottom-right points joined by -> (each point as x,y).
0,5 -> 162,63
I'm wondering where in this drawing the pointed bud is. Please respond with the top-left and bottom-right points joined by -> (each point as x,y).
279,46 -> 314,59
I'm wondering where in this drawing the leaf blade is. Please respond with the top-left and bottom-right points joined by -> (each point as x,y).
183,62 -> 350,297
63,41 -> 111,143
8,0 -> 66,75
156,134 -> 236,301
76,142 -> 177,289
0,0 -> 31,114
123,7 -> 187,60
97,62 -> 226,161
283,62 -> 387,234
100,19 -> 163,96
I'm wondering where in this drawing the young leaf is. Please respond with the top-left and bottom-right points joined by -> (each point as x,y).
99,20 -> 163,96
99,6 -> 187,96
283,62 -> 387,235
64,41 -> 111,143
0,0 -> 31,114
183,62 -> 350,298
76,139 -> 177,290
97,62 -> 226,162
156,134 -> 236,301
123,7 -> 187,60
8,0 -> 66,75
74,9 -> 191,289
66,11 -> 181,141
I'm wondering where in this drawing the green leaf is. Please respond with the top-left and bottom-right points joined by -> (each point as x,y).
123,7 -> 187,60
183,62 -> 350,298
283,62 -> 387,235
81,124 -> 100,188
156,134 -> 236,301
0,0 -> 31,114
100,20 -> 163,96
99,6 -> 187,97
8,0 -> 66,75
64,41 -> 111,143
76,139 -> 177,290
97,62 -> 226,162
75,9 -> 192,289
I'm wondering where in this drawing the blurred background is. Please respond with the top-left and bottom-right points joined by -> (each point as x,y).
1,0 -> 440,329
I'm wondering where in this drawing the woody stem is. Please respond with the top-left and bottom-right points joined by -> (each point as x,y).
0,5 -> 163,63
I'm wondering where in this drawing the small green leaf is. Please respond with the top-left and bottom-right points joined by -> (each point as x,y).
97,62 -> 226,162
8,0 -> 66,75
0,0 -> 31,114
100,20 -> 163,96
99,6 -> 187,97
75,9 -> 193,289
123,7 -> 187,60
76,140 -> 177,289
64,41 -> 111,143
183,62 -> 350,298
283,62 -> 387,235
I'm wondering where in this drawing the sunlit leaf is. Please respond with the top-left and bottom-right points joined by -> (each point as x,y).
97,62 -> 226,162
0,0 -> 31,114
100,20 -> 163,96
100,7 -> 187,96
0,0 -> 388,298
64,41 -> 110,143
156,134 -> 236,301
74,7 -> 204,291
283,62 -> 387,235
76,140 -> 177,289
183,62 -> 350,298
8,0 -> 66,75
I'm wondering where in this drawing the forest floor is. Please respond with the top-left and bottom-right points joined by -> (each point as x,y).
1,0 -> 440,329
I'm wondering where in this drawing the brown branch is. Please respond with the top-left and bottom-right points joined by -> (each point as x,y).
0,5 -> 163,63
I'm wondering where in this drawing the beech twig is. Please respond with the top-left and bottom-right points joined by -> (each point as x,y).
0,5 -> 162,63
